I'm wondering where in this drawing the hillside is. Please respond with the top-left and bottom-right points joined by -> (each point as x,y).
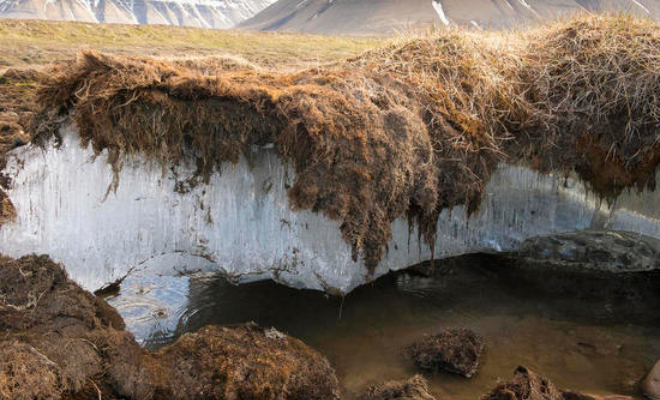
241,0 -> 660,34
0,0 -> 274,28
0,19 -> 383,69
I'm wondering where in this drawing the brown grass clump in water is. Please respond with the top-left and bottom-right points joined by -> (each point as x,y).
482,366 -> 630,400
482,366 -> 563,400
156,324 -> 340,400
406,328 -> 485,378
359,375 -> 437,400
34,14 -> 660,272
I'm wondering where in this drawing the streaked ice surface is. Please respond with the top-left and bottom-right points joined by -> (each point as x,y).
2,124 -> 660,294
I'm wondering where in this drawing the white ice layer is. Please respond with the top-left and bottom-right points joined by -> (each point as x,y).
2,125 -> 660,294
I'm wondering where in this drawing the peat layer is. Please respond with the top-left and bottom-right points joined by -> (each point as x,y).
21,14 -> 660,272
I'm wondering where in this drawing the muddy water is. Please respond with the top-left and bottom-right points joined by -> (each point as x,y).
110,255 -> 660,399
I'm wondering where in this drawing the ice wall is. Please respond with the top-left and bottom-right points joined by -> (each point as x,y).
2,124 -> 660,294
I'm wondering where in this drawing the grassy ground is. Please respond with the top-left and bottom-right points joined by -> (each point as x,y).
0,19 -> 385,71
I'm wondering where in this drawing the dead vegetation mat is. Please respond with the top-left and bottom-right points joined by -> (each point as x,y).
32,14 -> 660,271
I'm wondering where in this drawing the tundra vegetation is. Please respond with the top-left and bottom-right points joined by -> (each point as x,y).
25,14 -> 660,271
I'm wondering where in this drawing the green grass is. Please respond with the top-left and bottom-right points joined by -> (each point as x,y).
0,19 -> 386,70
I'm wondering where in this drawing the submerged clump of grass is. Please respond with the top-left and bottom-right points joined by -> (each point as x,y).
33,14 -> 660,273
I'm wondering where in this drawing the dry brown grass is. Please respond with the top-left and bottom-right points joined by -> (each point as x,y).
33,14 -> 660,271
0,19 -> 384,71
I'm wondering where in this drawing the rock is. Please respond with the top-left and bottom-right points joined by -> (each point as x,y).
360,375 -> 437,400
517,231 -> 660,273
643,359 -> 660,400
406,328 -> 485,377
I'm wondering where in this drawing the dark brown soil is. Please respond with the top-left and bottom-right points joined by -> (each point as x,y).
0,254 -> 340,400
406,328 -> 485,378
359,375 -> 436,400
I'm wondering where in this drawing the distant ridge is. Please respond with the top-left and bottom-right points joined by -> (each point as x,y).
0,0 -> 275,28
240,0 -> 660,34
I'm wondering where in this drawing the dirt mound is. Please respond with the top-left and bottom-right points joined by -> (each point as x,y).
33,15 -> 660,272
359,375 -> 436,400
406,328 -> 485,377
0,254 -> 340,400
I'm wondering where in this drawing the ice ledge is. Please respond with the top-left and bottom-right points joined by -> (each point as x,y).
2,125 -> 660,294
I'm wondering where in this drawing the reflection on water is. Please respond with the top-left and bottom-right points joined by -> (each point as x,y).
110,255 -> 660,399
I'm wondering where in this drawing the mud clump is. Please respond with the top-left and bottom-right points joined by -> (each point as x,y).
0,254 -> 340,400
359,375 -> 436,400
406,328 -> 485,378
483,366 -> 632,400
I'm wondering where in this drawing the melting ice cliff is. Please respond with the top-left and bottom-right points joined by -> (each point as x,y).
2,123 -> 660,294
5,16 -> 660,294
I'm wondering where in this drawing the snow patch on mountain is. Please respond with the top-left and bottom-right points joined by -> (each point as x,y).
0,0 -> 275,28
432,0 -> 449,25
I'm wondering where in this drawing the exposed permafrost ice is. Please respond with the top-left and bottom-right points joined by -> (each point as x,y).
2,124 -> 660,294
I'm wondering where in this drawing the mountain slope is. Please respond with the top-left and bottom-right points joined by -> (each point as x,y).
240,0 -> 660,34
0,0 -> 275,28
